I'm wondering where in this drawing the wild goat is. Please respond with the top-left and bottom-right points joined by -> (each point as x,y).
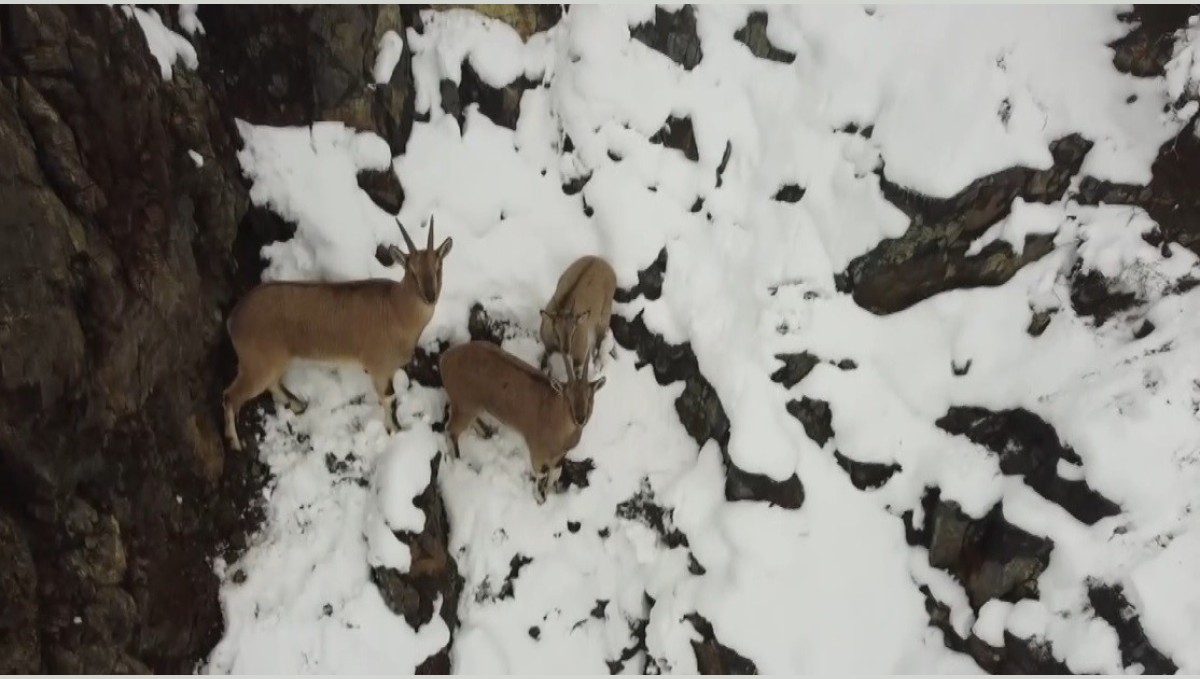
539,255 -> 617,377
440,337 -> 606,503
222,216 -> 452,451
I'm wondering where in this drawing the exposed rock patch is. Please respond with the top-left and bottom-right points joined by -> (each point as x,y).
1087,582 -> 1178,674
649,115 -> 700,162
832,451 -> 901,491
369,454 -> 463,673
684,613 -> 758,674
904,489 -> 1052,609
733,11 -> 796,64
936,407 -> 1121,525
920,585 -> 1071,674
840,135 -> 1092,314
786,397 -> 834,448
630,6 -> 703,71
439,60 -> 540,132
357,167 -> 404,214
612,310 -> 805,509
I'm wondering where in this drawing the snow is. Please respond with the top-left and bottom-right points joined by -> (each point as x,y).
123,6 -> 198,81
188,150 -> 204,168
179,4 -> 205,37
206,5 -> 1200,675
373,30 -> 406,85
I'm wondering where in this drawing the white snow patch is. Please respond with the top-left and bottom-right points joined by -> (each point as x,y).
179,4 -> 205,37
123,6 -> 198,81
187,150 -> 204,168
373,30 -> 405,85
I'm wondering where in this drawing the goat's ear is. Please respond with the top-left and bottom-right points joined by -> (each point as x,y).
437,237 -> 453,259
592,376 -> 606,391
388,245 -> 408,268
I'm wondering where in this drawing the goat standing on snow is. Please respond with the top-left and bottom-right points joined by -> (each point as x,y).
539,255 -> 617,378
222,216 -> 452,451
439,330 -> 606,503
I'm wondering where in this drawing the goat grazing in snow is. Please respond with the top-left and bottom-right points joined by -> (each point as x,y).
222,216 -> 452,451
439,333 -> 606,503
538,255 -> 617,377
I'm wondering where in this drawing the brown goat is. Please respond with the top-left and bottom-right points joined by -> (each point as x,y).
539,255 -> 617,376
222,217 -> 452,451
440,338 -> 606,503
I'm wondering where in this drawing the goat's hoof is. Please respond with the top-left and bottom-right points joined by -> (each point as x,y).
291,401 -> 308,415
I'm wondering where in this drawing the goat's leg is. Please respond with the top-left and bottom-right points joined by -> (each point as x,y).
445,402 -> 476,459
223,357 -> 283,452
270,380 -> 308,415
366,365 -> 398,433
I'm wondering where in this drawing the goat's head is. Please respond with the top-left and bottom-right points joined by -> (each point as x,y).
389,215 -> 453,304
550,316 -> 605,426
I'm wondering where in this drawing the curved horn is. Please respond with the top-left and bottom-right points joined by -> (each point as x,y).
396,217 -> 417,253
427,214 -> 436,250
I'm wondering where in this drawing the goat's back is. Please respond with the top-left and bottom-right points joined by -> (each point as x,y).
440,341 -> 555,428
228,279 -> 399,360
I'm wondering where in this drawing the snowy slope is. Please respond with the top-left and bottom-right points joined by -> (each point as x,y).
200,6 -> 1200,674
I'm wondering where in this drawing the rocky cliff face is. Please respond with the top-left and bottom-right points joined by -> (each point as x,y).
0,3 -> 1196,674
0,5 -> 418,672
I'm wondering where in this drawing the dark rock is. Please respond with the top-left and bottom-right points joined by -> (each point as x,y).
772,184 -> 805,203
630,6 -> 703,71
1110,6 -> 1196,78
613,247 -> 667,303
684,613 -> 757,674
567,521 -> 580,534
832,451 -> 900,491
1076,112 -> 1200,259
908,490 -> 1053,609
612,308 -> 805,509
770,352 -> 820,388
467,302 -> 511,346
1068,267 -> 1140,327
649,115 -> 699,162
836,359 -> 858,370
357,168 -> 404,214
408,340 -> 449,389
370,455 -> 461,669
841,135 -> 1092,314
786,397 -> 834,448
733,11 -> 796,64
1133,319 -> 1155,339
561,171 -> 591,196
527,626 -> 540,640
557,458 -> 595,492
1027,309 -> 1054,337
715,141 -> 732,188
918,585 -> 1071,674
606,613 -> 650,674
196,6 -> 413,153
952,359 -> 972,376
1088,582 -> 1178,674
442,59 -> 539,132
937,406 -> 1121,525
722,462 -> 806,510
0,5 -> 275,672
616,479 -> 689,549
591,600 -> 608,619
0,511 -> 38,673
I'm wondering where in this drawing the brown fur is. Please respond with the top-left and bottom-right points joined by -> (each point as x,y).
223,218 -> 452,451
539,255 -> 617,376
440,340 -> 606,503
